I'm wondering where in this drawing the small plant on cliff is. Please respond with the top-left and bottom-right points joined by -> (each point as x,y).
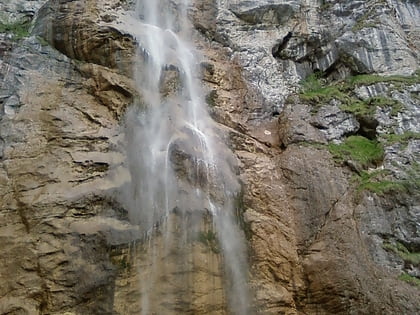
383,241 -> 420,265
299,73 -> 347,106
0,20 -> 31,39
399,273 -> 420,287
346,71 -> 420,88
198,230 -> 220,254
328,136 -> 384,169
354,170 -> 406,195
299,71 -> 419,117
383,131 -> 420,146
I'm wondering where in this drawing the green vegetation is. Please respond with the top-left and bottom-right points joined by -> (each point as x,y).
353,169 -> 405,195
299,71 -> 419,116
346,71 -> 420,88
383,241 -> 420,265
353,161 -> 420,195
351,6 -> 379,32
198,230 -> 220,254
118,257 -> 131,270
383,131 -> 420,146
299,73 -> 347,104
399,273 -> 420,287
205,90 -> 218,107
384,242 -> 420,287
0,20 -> 31,39
405,162 -> 420,192
341,96 -> 403,118
328,136 -> 384,168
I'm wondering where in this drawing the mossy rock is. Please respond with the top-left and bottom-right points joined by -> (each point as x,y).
0,20 -> 31,39
328,135 -> 384,169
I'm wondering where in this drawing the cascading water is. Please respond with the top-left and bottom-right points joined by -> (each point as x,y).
118,1 -> 251,313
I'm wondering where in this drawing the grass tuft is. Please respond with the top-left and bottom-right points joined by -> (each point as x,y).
299,71 -> 419,116
383,132 -> 420,146
328,136 -> 384,168
398,273 -> 420,286
383,241 -> 420,265
0,20 -> 31,39
354,170 -> 406,195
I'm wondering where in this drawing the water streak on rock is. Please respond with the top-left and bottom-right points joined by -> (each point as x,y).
119,1 -> 251,313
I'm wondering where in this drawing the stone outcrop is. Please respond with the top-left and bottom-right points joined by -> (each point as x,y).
1,0 -> 419,314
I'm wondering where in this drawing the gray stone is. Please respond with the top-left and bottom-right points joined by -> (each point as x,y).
311,104 -> 360,141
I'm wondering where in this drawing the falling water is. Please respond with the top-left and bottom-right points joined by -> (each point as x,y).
119,0 -> 251,313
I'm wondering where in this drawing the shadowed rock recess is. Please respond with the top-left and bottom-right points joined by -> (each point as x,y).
0,0 -> 419,314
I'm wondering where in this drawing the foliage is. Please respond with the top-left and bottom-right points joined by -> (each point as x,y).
299,71 -> 419,116
346,71 -> 420,88
354,170 -> 405,195
398,273 -> 420,287
205,90 -> 217,107
351,6 -> 379,32
198,230 -> 220,254
0,20 -> 31,39
383,131 -> 420,146
405,162 -> 420,192
328,136 -> 384,168
340,96 -> 403,120
383,241 -> 420,265
398,272 -> 420,286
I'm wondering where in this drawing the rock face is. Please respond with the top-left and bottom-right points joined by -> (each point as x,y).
1,0 -> 419,315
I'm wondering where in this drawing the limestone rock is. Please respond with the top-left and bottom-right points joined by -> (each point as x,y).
1,0 -> 420,314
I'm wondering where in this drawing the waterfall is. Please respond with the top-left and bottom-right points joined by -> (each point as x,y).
119,1 -> 251,313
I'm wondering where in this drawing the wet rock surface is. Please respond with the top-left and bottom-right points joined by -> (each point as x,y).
1,0 -> 419,314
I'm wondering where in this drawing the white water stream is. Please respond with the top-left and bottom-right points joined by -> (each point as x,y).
118,1 -> 251,313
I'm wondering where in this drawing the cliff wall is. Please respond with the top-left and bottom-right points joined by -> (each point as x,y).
0,0 -> 419,314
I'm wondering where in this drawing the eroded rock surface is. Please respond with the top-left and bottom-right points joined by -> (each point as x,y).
1,0 -> 419,314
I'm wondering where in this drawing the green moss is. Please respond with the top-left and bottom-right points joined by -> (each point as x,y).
300,73 -> 323,92
328,136 -> 384,168
198,230 -> 220,254
340,96 -> 403,119
405,162 -> 420,191
370,96 -> 404,115
299,72 -> 415,117
346,72 -> 420,88
340,99 -> 376,118
300,86 -> 344,103
299,74 -> 350,112
383,241 -> 420,265
361,180 -> 405,195
351,7 -> 380,32
354,170 -> 406,195
383,131 -> 420,146
0,20 -> 31,39
399,273 -> 420,287
205,90 -> 218,107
